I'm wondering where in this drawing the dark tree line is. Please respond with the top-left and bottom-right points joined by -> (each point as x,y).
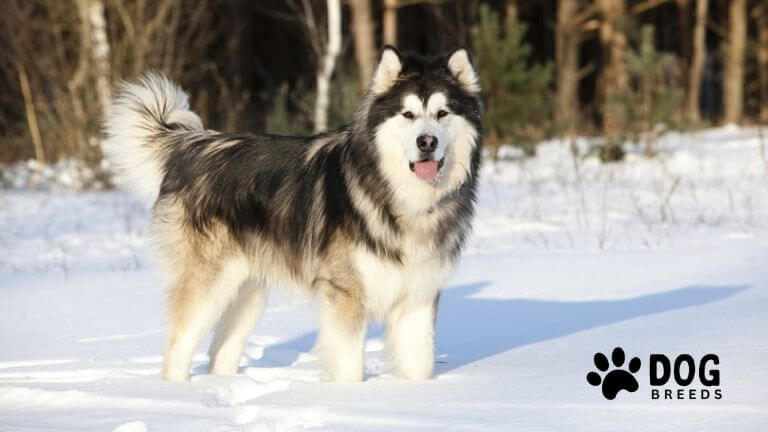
1,0 -> 767,164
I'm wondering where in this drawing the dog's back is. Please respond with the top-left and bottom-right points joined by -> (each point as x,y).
104,47 -> 483,383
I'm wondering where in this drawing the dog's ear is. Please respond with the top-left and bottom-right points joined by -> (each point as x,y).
371,46 -> 402,94
447,48 -> 480,94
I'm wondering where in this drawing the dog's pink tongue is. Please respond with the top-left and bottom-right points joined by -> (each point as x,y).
413,160 -> 438,181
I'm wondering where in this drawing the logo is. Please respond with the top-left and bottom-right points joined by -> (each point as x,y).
586,347 -> 722,400
586,347 -> 641,400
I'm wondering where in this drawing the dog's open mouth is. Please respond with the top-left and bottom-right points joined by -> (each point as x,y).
409,158 -> 445,181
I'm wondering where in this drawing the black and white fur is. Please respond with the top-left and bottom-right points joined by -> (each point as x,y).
104,47 -> 483,382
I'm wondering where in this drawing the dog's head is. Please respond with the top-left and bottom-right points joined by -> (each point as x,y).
358,47 -> 483,214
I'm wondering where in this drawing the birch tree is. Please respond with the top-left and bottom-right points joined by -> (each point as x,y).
314,0 -> 341,132
76,0 -> 112,115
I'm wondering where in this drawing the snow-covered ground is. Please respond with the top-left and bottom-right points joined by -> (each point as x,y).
1,127 -> 767,431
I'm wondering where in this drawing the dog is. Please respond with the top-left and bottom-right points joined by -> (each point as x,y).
103,46 -> 483,382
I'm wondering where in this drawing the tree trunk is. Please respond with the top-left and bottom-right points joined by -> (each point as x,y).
723,0 -> 746,125
754,5 -> 768,123
314,0 -> 341,133
555,0 -> 580,134
505,0 -> 518,29
349,0 -> 376,92
685,0 -> 707,122
676,0 -> 691,65
597,0 -> 629,139
455,0 -> 467,46
383,0 -> 398,46
17,63 -> 45,163
77,0 -> 112,114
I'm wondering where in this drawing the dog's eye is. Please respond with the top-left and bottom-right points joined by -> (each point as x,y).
402,111 -> 415,120
437,110 -> 449,119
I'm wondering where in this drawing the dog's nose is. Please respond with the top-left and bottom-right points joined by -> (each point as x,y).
417,134 -> 438,153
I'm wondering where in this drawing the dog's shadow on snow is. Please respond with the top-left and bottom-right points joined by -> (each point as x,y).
433,282 -> 747,373
253,282 -> 747,374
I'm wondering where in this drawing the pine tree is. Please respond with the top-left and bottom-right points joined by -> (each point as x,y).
471,4 -> 552,157
622,25 -> 683,155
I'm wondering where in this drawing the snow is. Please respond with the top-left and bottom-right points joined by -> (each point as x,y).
0,159 -> 109,193
1,127 -> 767,431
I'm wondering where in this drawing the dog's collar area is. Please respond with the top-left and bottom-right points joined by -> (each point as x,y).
427,180 -> 469,214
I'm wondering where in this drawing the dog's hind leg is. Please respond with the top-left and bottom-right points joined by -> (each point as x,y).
163,255 -> 249,382
208,280 -> 267,375
315,280 -> 366,382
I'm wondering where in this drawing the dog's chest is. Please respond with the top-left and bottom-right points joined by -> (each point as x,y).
352,242 -> 452,319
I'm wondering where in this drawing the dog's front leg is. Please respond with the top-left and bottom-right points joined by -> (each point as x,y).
315,280 -> 366,382
386,294 -> 439,380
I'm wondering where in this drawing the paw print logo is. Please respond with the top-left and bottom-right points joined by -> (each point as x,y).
586,347 -> 641,400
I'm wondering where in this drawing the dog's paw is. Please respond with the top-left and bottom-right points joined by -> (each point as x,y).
162,367 -> 190,382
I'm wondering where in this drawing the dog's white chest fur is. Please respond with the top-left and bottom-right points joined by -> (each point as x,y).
353,243 -> 452,319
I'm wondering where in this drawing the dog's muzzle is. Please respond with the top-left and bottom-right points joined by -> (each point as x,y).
409,134 -> 444,181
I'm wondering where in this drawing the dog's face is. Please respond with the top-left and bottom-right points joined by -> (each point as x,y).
365,47 -> 483,213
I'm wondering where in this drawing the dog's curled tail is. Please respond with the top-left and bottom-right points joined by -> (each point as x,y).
103,72 -> 203,205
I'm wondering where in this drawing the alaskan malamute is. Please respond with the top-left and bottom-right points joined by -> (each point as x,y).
104,47 -> 483,382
